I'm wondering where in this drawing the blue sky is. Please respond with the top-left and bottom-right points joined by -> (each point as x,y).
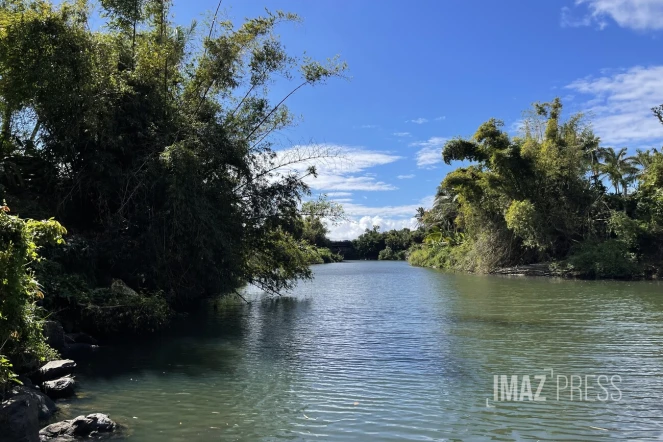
170,0 -> 663,239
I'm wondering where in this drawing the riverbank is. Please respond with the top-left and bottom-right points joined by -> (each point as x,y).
410,258 -> 661,280
0,330 -> 119,441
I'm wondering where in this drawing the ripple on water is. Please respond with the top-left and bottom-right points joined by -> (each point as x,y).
64,262 -> 663,441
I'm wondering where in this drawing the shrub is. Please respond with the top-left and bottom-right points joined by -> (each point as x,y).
567,240 -> 641,279
0,206 -> 64,384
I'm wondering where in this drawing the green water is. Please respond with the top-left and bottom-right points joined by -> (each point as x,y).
57,261 -> 663,440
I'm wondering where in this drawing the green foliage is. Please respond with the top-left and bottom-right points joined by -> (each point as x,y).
353,226 -> 422,260
301,217 -> 330,248
0,0 -> 346,319
304,246 -> 343,265
0,355 -> 21,397
410,98 -> 663,277
505,200 -> 542,250
0,207 -> 64,386
567,240 -> 641,279
377,246 -> 406,261
353,226 -> 385,260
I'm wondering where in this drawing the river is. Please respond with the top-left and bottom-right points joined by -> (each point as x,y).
58,261 -> 663,440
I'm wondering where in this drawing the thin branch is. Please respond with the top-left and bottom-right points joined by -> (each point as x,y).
245,80 -> 308,142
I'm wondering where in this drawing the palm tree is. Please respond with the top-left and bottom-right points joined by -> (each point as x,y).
626,148 -> 657,189
599,147 -> 638,196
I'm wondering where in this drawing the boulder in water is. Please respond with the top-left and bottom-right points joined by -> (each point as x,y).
39,413 -> 116,441
41,376 -> 76,400
35,360 -> 76,383
7,386 -> 57,421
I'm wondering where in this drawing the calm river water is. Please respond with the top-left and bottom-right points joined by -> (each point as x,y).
59,261 -> 663,441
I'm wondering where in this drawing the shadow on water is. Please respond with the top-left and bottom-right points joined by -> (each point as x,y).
74,296 -> 313,381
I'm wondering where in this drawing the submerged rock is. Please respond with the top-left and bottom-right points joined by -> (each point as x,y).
36,360 -> 76,383
0,395 -> 39,442
7,386 -> 57,421
39,413 -> 116,441
42,376 -> 76,400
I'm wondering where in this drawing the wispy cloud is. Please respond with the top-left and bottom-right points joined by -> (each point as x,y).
327,191 -> 353,198
360,124 -> 378,129
562,0 -> 663,30
397,174 -> 415,179
275,144 -> 402,192
407,118 -> 429,124
393,132 -> 411,137
435,116 -> 446,121
566,66 -> 663,145
410,137 -> 448,168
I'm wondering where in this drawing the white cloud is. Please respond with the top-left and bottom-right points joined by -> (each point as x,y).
562,0 -> 663,30
326,195 -> 434,240
328,216 -> 417,240
407,118 -> 429,124
393,132 -> 411,137
397,174 -> 415,179
360,124 -> 378,129
435,116 -> 446,121
275,144 -> 402,192
410,137 -> 448,168
566,66 -> 663,145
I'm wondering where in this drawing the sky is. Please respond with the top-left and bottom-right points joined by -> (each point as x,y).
169,0 -> 663,240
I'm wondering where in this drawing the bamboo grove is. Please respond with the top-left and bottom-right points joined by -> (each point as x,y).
0,0 -> 345,380
411,99 -> 663,279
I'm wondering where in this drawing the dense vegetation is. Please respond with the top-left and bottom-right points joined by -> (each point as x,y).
410,99 -> 663,279
0,0 -> 345,385
353,226 -> 423,260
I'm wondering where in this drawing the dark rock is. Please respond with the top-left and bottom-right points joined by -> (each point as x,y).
39,413 -> 116,441
64,333 -> 98,346
0,395 -> 39,442
42,376 -> 76,400
7,386 -> 57,421
42,322 -> 65,351
36,360 -> 76,383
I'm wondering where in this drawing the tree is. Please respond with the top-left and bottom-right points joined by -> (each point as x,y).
411,98 -> 663,278
0,0 -> 347,316
599,147 -> 638,196
353,226 -> 385,260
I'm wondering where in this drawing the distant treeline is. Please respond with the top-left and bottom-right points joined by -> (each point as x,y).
347,227 -> 424,260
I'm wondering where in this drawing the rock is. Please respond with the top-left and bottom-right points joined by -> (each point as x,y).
110,279 -> 138,297
42,321 -> 66,351
36,360 -> 76,383
39,413 -> 116,441
42,376 -> 76,400
7,386 -> 57,421
0,395 -> 39,442
64,333 -> 98,346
